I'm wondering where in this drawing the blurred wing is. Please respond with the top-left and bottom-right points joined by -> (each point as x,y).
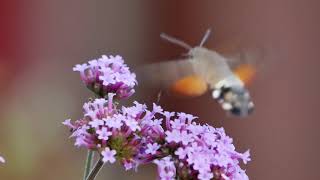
136,59 -> 208,97
215,40 -> 265,85
136,59 -> 194,89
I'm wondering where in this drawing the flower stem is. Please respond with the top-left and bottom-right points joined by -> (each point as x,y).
86,157 -> 104,180
83,150 -> 94,180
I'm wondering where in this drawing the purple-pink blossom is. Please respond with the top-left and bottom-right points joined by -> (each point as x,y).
73,55 -> 137,99
64,54 -> 251,180
145,143 -> 160,155
101,147 -> 117,163
63,97 -> 250,179
154,157 -> 176,180
96,127 -> 112,140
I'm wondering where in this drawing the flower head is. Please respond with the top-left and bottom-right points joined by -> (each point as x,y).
63,95 -> 165,168
65,53 -> 250,179
73,55 -> 137,99
64,98 -> 250,179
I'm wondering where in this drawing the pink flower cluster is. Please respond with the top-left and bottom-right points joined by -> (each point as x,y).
73,55 -> 137,99
63,94 -> 250,180
64,54 -> 250,180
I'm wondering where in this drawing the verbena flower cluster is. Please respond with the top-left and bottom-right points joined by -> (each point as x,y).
64,54 -> 251,180
73,55 -> 137,99
64,98 -> 250,180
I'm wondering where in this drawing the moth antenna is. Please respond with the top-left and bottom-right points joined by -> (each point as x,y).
160,33 -> 192,50
199,29 -> 212,47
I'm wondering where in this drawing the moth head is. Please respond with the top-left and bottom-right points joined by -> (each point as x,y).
212,85 -> 254,117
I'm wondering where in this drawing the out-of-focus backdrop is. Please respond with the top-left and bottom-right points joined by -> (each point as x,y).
1,0 -> 319,179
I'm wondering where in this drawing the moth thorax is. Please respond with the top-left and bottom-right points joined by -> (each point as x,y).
212,83 -> 254,117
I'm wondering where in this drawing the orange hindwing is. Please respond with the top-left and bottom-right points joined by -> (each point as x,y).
233,64 -> 256,86
170,75 -> 208,97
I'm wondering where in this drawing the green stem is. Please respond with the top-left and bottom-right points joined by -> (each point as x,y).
83,150 -> 94,180
86,157 -> 104,180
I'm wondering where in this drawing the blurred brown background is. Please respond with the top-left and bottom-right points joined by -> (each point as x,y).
0,0 -> 319,179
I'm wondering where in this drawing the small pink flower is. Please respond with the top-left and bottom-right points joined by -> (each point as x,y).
102,148 -> 117,163
198,171 -> 213,180
165,129 -> 182,143
175,147 -> 188,160
89,119 -> 104,129
145,143 -> 160,155
124,118 -> 140,131
96,127 -> 112,141
123,161 -> 133,171
62,119 -> 75,129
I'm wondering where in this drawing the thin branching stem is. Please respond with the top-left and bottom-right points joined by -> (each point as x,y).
86,157 -> 104,180
83,150 -> 94,180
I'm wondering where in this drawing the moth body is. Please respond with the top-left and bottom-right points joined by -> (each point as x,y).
138,30 -> 256,117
